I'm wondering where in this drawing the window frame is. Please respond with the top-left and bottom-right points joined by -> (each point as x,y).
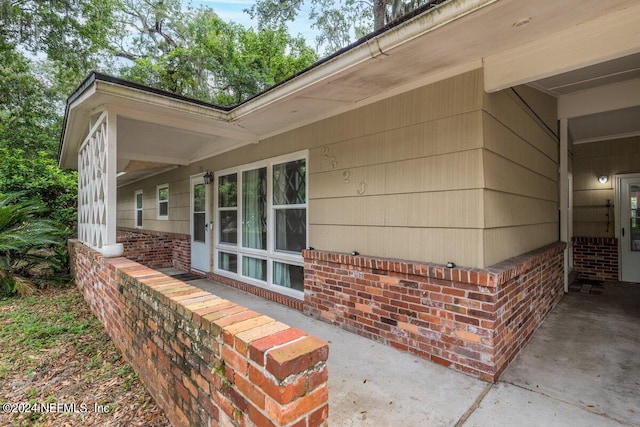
134,190 -> 143,228
214,150 -> 308,299
157,184 -> 169,220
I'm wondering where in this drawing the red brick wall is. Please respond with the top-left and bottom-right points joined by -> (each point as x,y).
70,240 -> 329,427
172,237 -> 191,271
572,237 -> 619,281
117,227 -> 190,271
303,242 -> 565,382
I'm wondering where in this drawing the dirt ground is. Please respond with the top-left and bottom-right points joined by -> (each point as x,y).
0,286 -> 170,427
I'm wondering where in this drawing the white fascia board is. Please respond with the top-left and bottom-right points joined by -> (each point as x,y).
94,81 -> 230,121
558,78 -> 640,119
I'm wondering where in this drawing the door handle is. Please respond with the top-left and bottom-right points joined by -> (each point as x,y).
622,227 -> 625,237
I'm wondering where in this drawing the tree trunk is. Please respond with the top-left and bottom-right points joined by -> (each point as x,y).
373,0 -> 386,31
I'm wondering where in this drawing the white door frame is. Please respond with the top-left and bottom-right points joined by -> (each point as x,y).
190,174 -> 211,273
614,173 -> 640,281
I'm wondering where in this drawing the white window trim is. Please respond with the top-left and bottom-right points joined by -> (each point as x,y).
157,184 -> 169,220
134,190 -> 143,228
214,150 -> 308,299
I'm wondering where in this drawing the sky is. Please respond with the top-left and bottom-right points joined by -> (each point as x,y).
185,0 -> 320,49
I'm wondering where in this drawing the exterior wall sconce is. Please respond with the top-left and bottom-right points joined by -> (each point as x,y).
203,171 -> 214,185
598,175 -> 609,184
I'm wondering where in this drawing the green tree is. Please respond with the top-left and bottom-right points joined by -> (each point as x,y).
0,0 -> 121,90
0,42 -> 78,229
247,0 -> 440,54
0,40 -> 60,155
116,5 -> 318,105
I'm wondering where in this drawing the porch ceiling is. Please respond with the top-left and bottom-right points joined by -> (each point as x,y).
60,0 -> 640,183
531,53 -> 640,144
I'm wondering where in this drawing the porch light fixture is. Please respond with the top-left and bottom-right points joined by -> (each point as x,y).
203,171 -> 214,185
598,175 -> 609,184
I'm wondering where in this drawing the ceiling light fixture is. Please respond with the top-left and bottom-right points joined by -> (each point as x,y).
598,175 -> 609,184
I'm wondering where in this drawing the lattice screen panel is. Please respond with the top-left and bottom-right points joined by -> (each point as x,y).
78,113 -> 108,249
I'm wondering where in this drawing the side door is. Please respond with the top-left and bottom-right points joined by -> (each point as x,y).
620,177 -> 640,282
191,175 -> 210,272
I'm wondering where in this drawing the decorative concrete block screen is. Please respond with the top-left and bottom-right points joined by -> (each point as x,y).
572,237 -> 619,281
304,243 -> 565,382
69,240 -> 329,427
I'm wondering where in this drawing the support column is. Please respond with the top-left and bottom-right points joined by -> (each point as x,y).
560,118 -> 569,292
103,109 -> 123,257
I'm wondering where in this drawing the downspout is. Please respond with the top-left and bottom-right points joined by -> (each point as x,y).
560,118 -> 569,292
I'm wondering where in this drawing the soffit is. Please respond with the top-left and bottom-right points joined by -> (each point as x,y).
234,0 -> 637,136
533,54 -> 640,144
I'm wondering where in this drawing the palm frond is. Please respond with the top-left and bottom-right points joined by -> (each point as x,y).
0,192 -> 68,297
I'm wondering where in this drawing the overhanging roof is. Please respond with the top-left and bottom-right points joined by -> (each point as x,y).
59,0 -> 640,184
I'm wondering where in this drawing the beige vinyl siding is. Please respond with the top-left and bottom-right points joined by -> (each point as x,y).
116,192 -> 134,229
305,69 -> 485,267
310,226 -> 484,268
573,136 -> 640,237
481,87 -> 559,267
117,176 -> 190,235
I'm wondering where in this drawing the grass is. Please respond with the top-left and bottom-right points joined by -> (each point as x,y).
0,286 -> 169,427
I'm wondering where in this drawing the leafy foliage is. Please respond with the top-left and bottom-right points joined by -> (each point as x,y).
247,0 -> 441,54
0,0 -> 120,89
0,193 -> 67,297
0,42 -> 78,229
117,6 -> 318,105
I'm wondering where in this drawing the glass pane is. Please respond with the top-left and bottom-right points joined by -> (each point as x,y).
159,201 -> 168,217
218,252 -> 237,273
218,174 -> 237,208
136,210 -> 142,227
631,185 -> 640,252
193,212 -> 205,243
275,208 -> 306,252
273,262 -> 304,292
273,159 -> 306,205
194,183 -> 205,212
242,167 -> 267,250
136,193 -> 143,209
219,211 -> 237,244
159,187 -> 169,201
242,256 -> 266,281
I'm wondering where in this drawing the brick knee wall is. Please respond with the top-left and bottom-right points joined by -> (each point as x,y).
70,240 -> 329,427
303,242 -> 565,382
171,237 -> 191,271
116,227 -> 190,271
572,237 -> 619,281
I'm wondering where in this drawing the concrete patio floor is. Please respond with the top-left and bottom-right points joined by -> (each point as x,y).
159,269 -> 640,426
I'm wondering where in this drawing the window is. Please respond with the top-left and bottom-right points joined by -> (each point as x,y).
215,152 -> 307,297
157,185 -> 169,219
134,190 -> 143,228
273,159 -> 306,254
218,173 -> 237,244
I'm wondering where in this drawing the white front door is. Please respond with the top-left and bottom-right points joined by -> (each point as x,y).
191,176 -> 210,272
620,177 -> 640,282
